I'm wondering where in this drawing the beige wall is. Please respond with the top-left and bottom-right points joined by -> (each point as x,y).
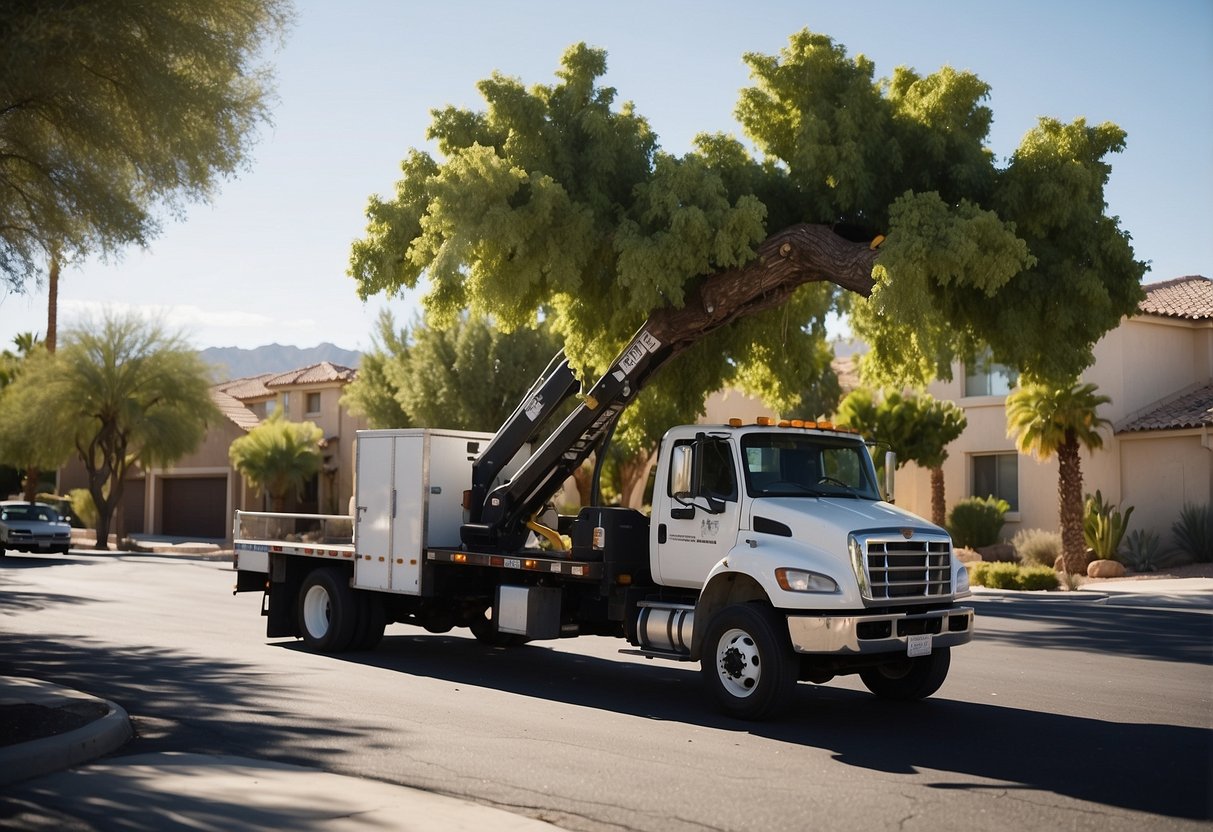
898,313 -> 1213,545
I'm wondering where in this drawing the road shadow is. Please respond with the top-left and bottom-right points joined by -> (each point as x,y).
0,609 -> 1207,824
967,597 -> 1213,664
307,630 -> 1212,821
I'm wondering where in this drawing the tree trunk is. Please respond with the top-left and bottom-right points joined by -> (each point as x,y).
46,249 -> 59,353
570,460 -> 594,507
1057,435 -> 1087,574
618,450 -> 655,509
930,465 -> 947,528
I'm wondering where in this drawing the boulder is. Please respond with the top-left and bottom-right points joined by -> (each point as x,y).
1087,559 -> 1126,578
977,542 -> 1016,563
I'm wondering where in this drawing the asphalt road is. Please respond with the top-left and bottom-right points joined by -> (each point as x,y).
1,552 -> 1210,831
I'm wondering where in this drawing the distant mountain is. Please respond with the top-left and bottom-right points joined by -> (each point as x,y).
201,343 -> 361,381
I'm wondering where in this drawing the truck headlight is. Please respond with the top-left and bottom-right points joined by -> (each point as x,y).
955,561 -> 971,595
775,568 -> 839,593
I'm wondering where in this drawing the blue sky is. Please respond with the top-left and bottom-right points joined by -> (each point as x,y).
1,0 -> 1209,354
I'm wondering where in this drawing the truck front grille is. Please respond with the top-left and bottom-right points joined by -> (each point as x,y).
859,537 -> 952,602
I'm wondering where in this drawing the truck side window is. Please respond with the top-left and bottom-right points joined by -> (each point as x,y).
667,439 -> 737,502
700,439 -> 737,501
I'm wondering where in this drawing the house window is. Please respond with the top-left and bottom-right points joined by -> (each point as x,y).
264,400 -> 277,417
280,392 -> 290,416
306,392 -> 321,415
964,351 -> 1017,397
971,453 -> 1018,511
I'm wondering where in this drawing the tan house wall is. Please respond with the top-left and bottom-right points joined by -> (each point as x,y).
897,312 -> 1213,547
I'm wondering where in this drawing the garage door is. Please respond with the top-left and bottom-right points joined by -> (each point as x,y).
162,477 -> 227,538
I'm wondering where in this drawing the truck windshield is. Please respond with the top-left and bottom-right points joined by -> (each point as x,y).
740,433 -> 880,500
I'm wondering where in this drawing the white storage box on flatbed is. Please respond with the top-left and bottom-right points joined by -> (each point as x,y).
352,429 -> 492,594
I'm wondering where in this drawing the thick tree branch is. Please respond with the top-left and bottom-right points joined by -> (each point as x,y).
645,222 -> 879,354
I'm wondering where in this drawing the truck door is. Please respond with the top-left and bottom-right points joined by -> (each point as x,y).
654,436 -> 740,588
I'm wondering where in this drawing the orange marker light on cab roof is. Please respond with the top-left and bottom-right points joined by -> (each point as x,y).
756,416 -> 775,426
728,418 -> 744,427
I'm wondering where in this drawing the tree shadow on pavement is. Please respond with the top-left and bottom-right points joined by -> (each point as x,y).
316,631 -> 1212,821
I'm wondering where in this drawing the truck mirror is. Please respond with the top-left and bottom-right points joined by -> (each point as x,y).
671,445 -> 693,495
884,451 -> 897,503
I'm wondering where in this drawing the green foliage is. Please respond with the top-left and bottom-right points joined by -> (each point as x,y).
351,28 -> 1145,460
1007,382 -> 1111,460
0,0 -> 292,287
947,496 -> 1009,548
1171,503 -> 1213,563
1012,528 -> 1063,568
69,488 -> 98,530
836,387 -> 966,468
341,310 -> 565,434
1017,566 -> 1062,591
1083,490 -> 1133,560
968,561 -> 1059,591
0,313 -> 218,548
229,412 -> 323,511
1119,528 -> 1162,573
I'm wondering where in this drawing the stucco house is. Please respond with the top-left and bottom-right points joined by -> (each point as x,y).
894,275 -> 1213,546
59,361 -> 366,543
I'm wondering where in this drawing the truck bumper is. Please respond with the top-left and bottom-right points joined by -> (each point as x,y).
786,606 -> 974,655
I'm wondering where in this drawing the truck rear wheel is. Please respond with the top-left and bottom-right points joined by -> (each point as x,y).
860,647 -> 951,700
701,603 -> 798,720
297,568 -> 357,653
349,592 -> 386,651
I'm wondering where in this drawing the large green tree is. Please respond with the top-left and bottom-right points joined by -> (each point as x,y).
349,30 -> 1143,484
343,311 -> 564,432
0,0 -> 292,345
836,388 -> 967,526
229,412 -> 323,513
0,331 -> 63,500
1006,381 -> 1111,575
0,314 -> 218,548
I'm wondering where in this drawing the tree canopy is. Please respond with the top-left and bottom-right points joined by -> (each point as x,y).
229,412 -> 323,513
342,310 -> 565,434
0,0 -> 292,289
350,29 -> 1145,441
0,314 -> 218,548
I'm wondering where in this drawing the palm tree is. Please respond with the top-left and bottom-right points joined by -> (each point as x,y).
837,388 -> 967,526
229,413 -> 323,512
1006,382 -> 1111,574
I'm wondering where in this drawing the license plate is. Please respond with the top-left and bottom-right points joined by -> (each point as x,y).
907,633 -> 932,657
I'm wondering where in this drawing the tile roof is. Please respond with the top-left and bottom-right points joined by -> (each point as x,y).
1139,275 -> 1213,320
265,362 -> 357,388
210,389 -> 261,432
214,373 -> 274,401
1117,383 -> 1213,433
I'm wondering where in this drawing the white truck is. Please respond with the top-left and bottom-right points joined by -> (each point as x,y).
232,320 -> 974,719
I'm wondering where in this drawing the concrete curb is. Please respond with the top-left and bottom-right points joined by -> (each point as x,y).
0,681 -> 132,787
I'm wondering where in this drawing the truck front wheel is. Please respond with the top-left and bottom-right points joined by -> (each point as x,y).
701,603 -> 798,720
297,568 -> 357,653
859,647 -> 951,700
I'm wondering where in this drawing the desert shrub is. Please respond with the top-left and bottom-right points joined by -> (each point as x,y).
1119,528 -> 1162,572
967,561 -> 1060,591
976,561 -> 1021,589
1017,565 -> 1061,591
1084,490 -> 1133,560
947,496 -> 1010,549
1172,503 -> 1213,563
68,488 -> 98,529
1012,528 -> 1063,567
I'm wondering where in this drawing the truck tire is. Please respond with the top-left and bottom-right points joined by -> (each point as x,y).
297,568 -> 357,653
860,647 -> 951,700
701,603 -> 798,720
350,592 -> 386,651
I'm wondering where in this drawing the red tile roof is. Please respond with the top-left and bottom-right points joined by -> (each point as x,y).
1139,276 -> 1213,320
215,373 -> 274,400
1117,384 -> 1213,433
265,362 -> 357,388
210,389 -> 261,432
